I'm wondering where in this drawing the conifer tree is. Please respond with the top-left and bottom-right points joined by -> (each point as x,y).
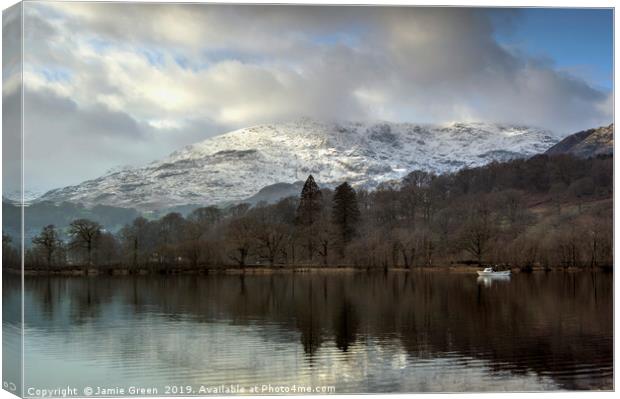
295,175 -> 323,261
332,182 -> 360,255
296,175 -> 322,226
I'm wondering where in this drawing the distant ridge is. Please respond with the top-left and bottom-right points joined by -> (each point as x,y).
545,124 -> 613,158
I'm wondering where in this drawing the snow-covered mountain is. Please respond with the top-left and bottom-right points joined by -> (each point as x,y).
38,119 -> 559,211
3,189 -> 47,205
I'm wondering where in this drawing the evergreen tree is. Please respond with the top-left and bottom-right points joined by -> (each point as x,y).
295,175 -> 323,261
296,175 -> 322,226
332,182 -> 360,253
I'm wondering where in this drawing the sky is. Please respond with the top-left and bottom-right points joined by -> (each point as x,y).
1,3 -> 614,194
493,8 -> 613,90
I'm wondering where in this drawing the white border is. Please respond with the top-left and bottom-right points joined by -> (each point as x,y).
0,1 -> 616,399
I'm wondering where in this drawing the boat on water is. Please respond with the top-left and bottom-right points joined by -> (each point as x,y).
476,267 -> 511,277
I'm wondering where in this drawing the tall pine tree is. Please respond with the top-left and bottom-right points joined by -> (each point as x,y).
296,175 -> 323,262
332,182 -> 360,254
296,175 -> 323,226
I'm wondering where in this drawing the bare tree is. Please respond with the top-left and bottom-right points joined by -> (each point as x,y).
393,228 -> 416,268
32,225 -> 63,268
68,219 -> 102,267
314,216 -> 334,266
225,217 -> 256,267
120,217 -> 149,268
253,223 -> 286,266
460,202 -> 495,265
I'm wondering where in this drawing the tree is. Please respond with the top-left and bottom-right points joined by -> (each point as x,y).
403,170 -> 434,189
569,177 -> 595,212
184,208 -> 220,268
157,212 -> 187,266
296,175 -> 323,261
399,185 -> 418,227
32,225 -> 63,268
393,228 -> 416,268
549,182 -> 566,215
3,233 -> 19,268
120,217 -> 149,268
460,203 -> 495,265
225,217 -> 256,267
498,189 -> 527,226
315,215 -> 334,266
393,227 -> 434,268
96,232 -> 120,266
401,171 -> 437,226
578,215 -> 611,269
279,226 -> 300,266
296,175 -> 322,226
332,182 -> 360,256
68,219 -> 102,266
254,222 -> 287,266
189,206 -> 222,228
371,184 -> 400,228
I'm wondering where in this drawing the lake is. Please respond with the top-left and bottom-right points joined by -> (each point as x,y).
3,270 -> 613,395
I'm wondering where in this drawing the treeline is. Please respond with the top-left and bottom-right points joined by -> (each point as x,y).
3,153 -> 613,271
2,200 -> 140,245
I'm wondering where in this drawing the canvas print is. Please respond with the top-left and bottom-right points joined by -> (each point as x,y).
1,1 -> 614,396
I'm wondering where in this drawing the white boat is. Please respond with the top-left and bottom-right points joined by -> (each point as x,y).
476,267 -> 511,276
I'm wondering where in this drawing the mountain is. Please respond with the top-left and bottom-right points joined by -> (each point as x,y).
3,189 -> 46,205
38,119 -> 559,211
242,181 -> 305,206
545,124 -> 613,158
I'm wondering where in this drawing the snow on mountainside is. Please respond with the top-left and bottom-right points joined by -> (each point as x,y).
38,119 -> 559,211
3,189 -> 46,205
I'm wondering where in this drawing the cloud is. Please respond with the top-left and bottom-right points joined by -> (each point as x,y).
12,3 -> 614,192
27,89 -> 143,138
2,3 -> 22,196
23,88 -> 142,189
20,87 -> 225,191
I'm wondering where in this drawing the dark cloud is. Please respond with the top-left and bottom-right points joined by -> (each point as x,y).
12,3 -> 613,192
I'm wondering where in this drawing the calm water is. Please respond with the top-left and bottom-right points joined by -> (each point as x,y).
3,271 -> 613,395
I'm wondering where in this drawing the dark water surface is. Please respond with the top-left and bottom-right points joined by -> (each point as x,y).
4,271 -> 613,394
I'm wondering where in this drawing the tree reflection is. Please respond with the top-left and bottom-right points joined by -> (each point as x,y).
10,270 -> 613,390
334,298 -> 358,352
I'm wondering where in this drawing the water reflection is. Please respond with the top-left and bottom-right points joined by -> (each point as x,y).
477,275 -> 511,287
5,271 -> 612,392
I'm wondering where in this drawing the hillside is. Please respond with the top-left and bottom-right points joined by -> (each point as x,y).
545,124 -> 613,158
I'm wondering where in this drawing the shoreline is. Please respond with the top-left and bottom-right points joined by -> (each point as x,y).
3,264 -> 612,276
